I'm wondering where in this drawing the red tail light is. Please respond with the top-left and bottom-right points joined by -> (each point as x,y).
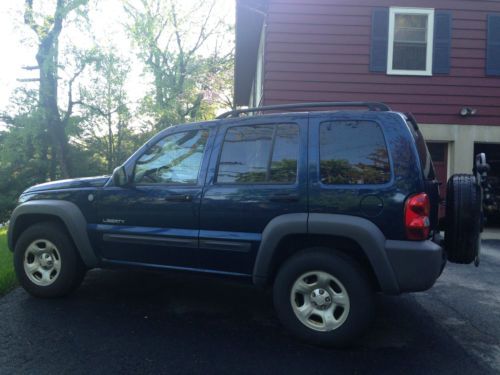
405,193 -> 430,240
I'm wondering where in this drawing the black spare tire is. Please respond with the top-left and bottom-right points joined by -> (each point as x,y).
444,174 -> 481,264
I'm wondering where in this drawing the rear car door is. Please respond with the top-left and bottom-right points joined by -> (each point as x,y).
198,115 -> 308,275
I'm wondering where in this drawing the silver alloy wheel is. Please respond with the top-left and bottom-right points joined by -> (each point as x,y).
23,239 -> 62,287
290,270 -> 350,332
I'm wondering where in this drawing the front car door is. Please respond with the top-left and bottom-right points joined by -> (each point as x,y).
90,123 -> 215,268
198,115 -> 308,276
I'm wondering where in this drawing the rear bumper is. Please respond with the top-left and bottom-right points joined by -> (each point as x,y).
385,238 -> 445,293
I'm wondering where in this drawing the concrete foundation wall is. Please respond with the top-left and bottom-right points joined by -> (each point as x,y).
420,124 -> 500,176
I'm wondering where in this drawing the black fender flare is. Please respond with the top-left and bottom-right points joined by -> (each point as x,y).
8,200 -> 100,268
252,213 -> 400,294
253,213 -> 308,286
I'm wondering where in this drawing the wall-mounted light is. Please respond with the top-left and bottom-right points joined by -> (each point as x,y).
459,107 -> 477,117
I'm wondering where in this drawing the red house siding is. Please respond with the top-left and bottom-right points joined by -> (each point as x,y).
263,0 -> 500,125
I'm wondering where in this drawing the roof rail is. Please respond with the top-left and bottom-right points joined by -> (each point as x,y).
217,102 -> 391,119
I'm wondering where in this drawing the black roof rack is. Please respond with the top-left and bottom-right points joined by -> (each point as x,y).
217,101 -> 391,119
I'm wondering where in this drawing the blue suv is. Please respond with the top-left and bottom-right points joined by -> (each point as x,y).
8,102 -> 484,346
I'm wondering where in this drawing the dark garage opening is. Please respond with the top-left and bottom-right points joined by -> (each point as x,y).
427,142 -> 448,218
474,143 -> 500,226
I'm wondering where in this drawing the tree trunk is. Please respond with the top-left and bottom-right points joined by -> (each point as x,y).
24,0 -> 85,179
36,36 -> 70,178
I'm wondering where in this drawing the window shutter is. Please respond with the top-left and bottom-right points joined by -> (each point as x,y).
486,14 -> 500,76
370,8 -> 389,72
432,11 -> 452,74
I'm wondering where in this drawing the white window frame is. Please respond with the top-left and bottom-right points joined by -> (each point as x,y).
387,7 -> 435,76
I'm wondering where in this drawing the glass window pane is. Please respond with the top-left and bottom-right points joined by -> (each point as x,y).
393,13 -> 428,71
393,43 -> 427,70
396,14 -> 427,30
395,28 -> 427,43
270,124 -> 299,183
134,130 -> 208,184
217,123 -> 300,184
217,125 -> 274,183
406,120 -> 436,180
320,121 -> 391,185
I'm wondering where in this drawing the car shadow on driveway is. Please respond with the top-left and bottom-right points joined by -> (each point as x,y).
0,269 -> 490,375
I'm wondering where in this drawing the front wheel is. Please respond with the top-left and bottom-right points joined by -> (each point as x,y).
14,222 -> 87,298
273,248 -> 374,347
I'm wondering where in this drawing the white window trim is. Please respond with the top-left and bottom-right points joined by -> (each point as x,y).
387,7 -> 435,76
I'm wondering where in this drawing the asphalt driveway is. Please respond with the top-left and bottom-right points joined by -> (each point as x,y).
1,241 -> 499,374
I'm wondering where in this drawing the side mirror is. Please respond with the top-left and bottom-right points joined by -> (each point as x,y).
112,166 -> 129,187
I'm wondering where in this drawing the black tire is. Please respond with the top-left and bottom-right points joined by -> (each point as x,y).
273,248 -> 374,347
14,222 -> 87,298
445,174 -> 481,264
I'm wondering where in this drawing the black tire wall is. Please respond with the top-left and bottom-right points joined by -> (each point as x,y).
444,174 -> 481,264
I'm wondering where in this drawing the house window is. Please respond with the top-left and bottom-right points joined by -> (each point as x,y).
388,8 -> 434,76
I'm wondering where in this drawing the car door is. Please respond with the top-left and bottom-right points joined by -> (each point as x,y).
198,115 -> 308,275
91,124 -> 215,268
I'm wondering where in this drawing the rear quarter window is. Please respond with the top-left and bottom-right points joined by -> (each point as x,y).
319,120 -> 391,185
405,119 -> 436,180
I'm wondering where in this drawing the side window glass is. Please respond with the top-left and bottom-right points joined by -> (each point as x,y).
270,124 -> 299,183
217,125 -> 273,183
320,121 -> 390,185
407,120 -> 436,180
134,129 -> 209,185
217,123 -> 299,184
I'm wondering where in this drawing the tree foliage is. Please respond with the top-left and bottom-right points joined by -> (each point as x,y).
124,0 -> 234,130
78,49 -> 139,174
0,0 -> 235,220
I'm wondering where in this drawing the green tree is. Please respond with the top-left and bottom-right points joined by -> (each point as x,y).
0,0 -> 235,220
23,0 -> 90,177
78,49 -> 138,173
0,91 -> 50,221
124,0 -> 234,130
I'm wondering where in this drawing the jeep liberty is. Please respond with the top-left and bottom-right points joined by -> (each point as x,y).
8,102 -> 486,347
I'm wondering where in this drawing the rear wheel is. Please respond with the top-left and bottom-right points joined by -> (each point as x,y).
273,248 -> 374,347
14,222 -> 87,298
445,174 -> 481,264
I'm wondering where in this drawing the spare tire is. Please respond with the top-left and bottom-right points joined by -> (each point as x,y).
444,174 -> 481,264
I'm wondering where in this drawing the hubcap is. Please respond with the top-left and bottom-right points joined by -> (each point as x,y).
40,253 -> 54,268
23,239 -> 61,287
290,271 -> 350,332
310,288 -> 332,309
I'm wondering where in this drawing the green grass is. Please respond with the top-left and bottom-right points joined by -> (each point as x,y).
0,228 -> 16,296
